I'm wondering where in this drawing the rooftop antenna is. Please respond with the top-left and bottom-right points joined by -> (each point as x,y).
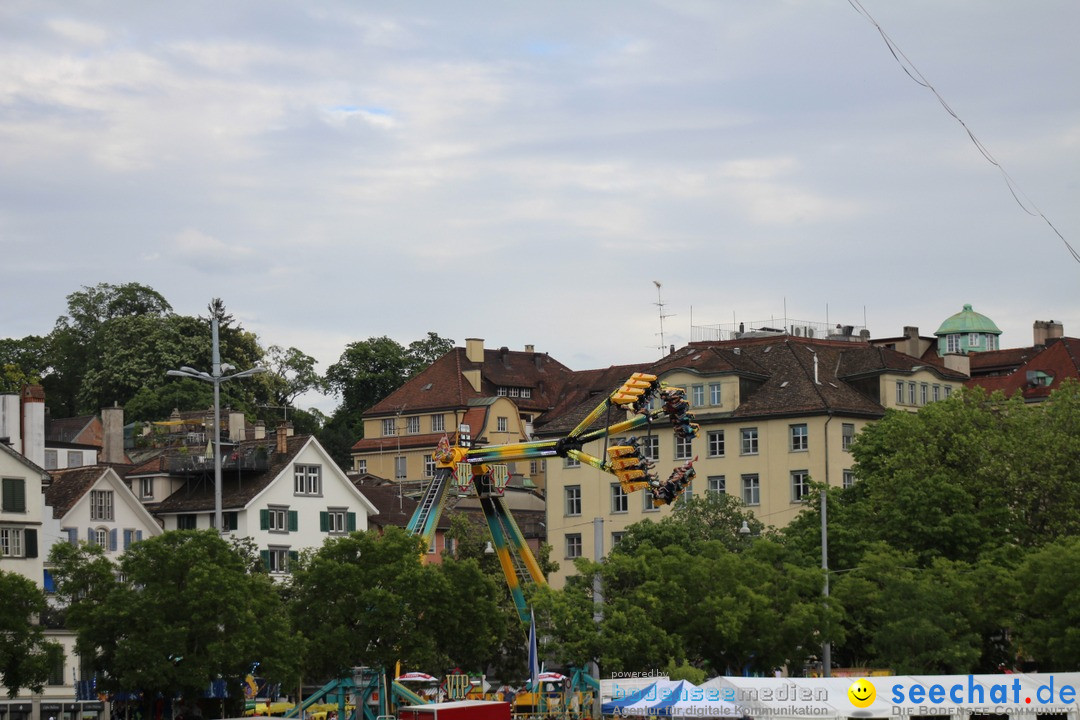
653,281 -> 675,356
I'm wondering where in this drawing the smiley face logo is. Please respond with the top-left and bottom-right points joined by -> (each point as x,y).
848,678 -> 876,708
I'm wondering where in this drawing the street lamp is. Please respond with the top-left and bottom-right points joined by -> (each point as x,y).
167,313 -> 266,533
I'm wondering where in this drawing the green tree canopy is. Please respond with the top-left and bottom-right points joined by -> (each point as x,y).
49,532 -> 300,713
0,570 -> 61,697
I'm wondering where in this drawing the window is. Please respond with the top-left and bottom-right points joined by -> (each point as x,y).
987,335 -> 998,351
674,434 -> 692,460
842,423 -> 855,452
707,430 -> 725,458
682,481 -> 693,501
529,460 -> 538,475
521,388 -> 532,398
710,383 -> 722,405
123,528 -> 144,550
843,470 -> 856,489
48,652 -> 65,686
2,477 -> 26,512
612,532 -> 625,547
176,514 -> 197,530
427,534 -> 437,554
1,527 -> 24,557
44,449 -> 58,469
497,416 -> 509,432
356,459 -> 367,474
395,456 -> 407,479
497,387 -> 508,396
908,382 -> 916,405
294,465 -> 322,495
790,423 -> 808,452
947,334 -> 961,353
921,383 -> 929,405
382,419 -> 396,436
406,416 -> 420,434
509,387 -> 520,397
896,381 -> 904,404
740,428 -> 758,455
565,486 -> 582,516
969,333 -> 981,347
140,478 -> 154,499
262,506 -> 297,533
643,490 -> 659,512
611,484 -> 628,513
691,384 -> 705,407
321,508 -> 355,534
67,450 -> 84,468
708,475 -> 726,494
742,474 -> 760,506
431,414 -> 444,433
564,455 -> 581,468
791,470 -> 811,502
211,512 -> 239,532
90,489 -> 114,521
944,385 -> 953,398
642,436 -> 659,461
565,533 -> 582,559
94,527 -> 108,548
424,454 -> 436,478
932,385 -> 941,402
265,546 -> 291,574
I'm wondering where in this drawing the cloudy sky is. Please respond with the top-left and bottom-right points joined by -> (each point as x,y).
2,1 -> 1077,414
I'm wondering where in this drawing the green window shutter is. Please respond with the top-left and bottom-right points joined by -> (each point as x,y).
2,478 -> 26,512
260,509 -> 269,530
347,512 -> 357,532
260,550 -> 270,571
288,550 -> 299,569
288,510 -> 298,532
24,529 -> 38,558
319,512 -> 328,532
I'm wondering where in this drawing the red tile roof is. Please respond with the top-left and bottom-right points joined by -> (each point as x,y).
967,337 -> 1080,401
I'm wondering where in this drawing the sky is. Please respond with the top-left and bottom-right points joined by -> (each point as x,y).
2,1 -> 1078,415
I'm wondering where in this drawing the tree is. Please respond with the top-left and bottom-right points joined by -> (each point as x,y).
50,532 -> 301,717
0,570 -> 61,697
286,528 -> 444,681
429,557 -> 511,674
0,336 -> 47,393
405,333 -> 455,376
46,283 -> 173,415
1014,537 -> 1080,670
613,492 -> 764,557
264,345 -> 323,409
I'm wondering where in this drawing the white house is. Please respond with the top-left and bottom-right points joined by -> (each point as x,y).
144,427 -> 378,575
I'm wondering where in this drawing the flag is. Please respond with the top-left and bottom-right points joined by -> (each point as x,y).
528,607 -> 539,692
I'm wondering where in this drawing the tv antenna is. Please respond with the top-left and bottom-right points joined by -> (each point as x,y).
653,281 -> 675,356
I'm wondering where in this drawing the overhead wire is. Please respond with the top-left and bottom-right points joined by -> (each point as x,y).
847,0 -> 1080,265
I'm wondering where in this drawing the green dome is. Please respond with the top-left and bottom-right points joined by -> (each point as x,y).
934,304 -> 1002,336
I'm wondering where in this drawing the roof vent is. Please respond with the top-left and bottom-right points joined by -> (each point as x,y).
764,346 -> 771,353
692,354 -> 702,361
780,381 -> 789,388
422,383 -> 433,391
733,348 -> 741,355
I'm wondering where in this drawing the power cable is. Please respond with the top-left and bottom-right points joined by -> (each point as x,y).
848,0 -> 1080,264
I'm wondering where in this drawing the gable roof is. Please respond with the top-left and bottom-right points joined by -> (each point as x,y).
151,435 -> 375,516
0,441 -> 50,480
45,466 -> 106,518
967,337 -> 1080,401
45,414 -> 100,445
365,345 -> 574,419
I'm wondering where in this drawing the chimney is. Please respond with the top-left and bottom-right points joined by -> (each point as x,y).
525,344 -> 535,353
101,403 -> 126,464
0,393 -> 21,453
229,411 -> 246,442
903,326 -> 921,358
254,420 -> 266,440
285,422 -> 294,437
465,338 -> 485,363
276,423 -> 289,454
20,385 -> 45,468
943,354 -> 971,377
1034,320 -> 1064,346
500,346 -> 510,367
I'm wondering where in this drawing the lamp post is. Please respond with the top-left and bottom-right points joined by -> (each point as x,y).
167,314 -> 266,533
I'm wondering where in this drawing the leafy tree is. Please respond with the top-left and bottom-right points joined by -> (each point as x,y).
286,528 -> 444,681
0,336 -> 47,393
613,492 -> 764,557
46,283 -> 173,415
831,545 -> 982,674
1014,537 -> 1080,670
50,532 -> 300,717
430,557 -> 510,674
0,570 -> 61,697
406,333 -> 456,375
263,345 -> 324,409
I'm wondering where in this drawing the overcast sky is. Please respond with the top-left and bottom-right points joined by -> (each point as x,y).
2,1 -> 1077,415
